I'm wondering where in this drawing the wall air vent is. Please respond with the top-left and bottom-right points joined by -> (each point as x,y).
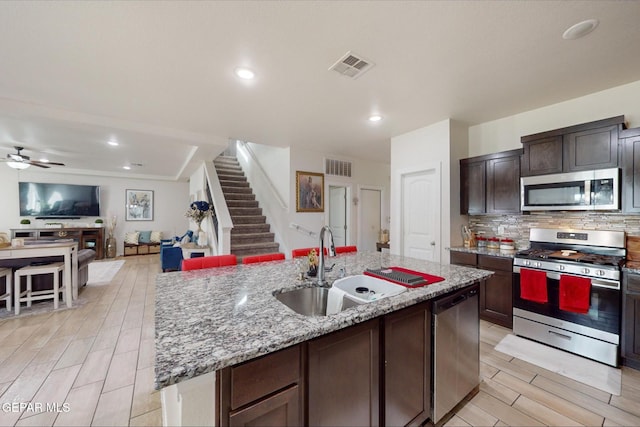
329,51 -> 375,79
325,158 -> 352,178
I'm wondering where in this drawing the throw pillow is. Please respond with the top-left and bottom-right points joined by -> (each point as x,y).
124,231 -> 140,245
150,231 -> 162,243
138,230 -> 152,243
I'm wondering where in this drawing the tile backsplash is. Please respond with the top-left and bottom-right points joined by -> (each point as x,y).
468,212 -> 640,250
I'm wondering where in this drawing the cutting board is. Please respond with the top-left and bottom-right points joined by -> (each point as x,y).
627,236 -> 640,262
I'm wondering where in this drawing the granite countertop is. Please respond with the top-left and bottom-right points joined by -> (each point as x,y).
623,263 -> 640,275
448,246 -> 517,259
154,251 -> 492,389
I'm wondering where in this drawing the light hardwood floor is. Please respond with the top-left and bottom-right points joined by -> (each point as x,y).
0,256 -> 639,426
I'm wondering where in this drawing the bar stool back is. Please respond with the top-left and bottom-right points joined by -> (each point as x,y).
14,262 -> 66,315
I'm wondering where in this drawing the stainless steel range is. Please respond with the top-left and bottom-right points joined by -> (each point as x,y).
513,228 -> 625,367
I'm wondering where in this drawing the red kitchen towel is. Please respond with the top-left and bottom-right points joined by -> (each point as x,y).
519,268 -> 548,303
559,275 -> 591,314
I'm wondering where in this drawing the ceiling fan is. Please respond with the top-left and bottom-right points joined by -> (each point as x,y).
2,146 -> 66,169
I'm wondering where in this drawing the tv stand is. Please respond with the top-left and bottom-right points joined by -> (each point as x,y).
11,227 -> 105,260
35,216 -> 81,220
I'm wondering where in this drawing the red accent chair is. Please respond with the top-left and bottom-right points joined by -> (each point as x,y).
242,253 -> 286,264
335,245 -> 358,254
182,254 -> 238,271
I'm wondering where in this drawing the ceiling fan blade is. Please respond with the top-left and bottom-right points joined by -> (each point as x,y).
34,161 -> 65,166
28,161 -> 51,168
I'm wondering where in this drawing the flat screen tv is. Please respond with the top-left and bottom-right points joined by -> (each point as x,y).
19,182 -> 101,218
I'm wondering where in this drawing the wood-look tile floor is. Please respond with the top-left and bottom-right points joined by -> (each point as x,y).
0,256 -> 639,426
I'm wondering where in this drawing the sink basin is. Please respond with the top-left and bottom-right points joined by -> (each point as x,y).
275,287 -> 330,316
332,274 -> 407,304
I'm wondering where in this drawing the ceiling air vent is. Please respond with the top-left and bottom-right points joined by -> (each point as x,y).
325,158 -> 352,178
329,51 -> 374,79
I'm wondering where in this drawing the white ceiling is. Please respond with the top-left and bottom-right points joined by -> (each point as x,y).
1,1 -> 639,180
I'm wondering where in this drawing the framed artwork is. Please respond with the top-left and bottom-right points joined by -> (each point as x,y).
125,189 -> 154,221
296,171 -> 324,212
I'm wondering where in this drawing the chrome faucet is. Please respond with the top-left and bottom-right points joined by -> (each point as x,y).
318,225 -> 336,286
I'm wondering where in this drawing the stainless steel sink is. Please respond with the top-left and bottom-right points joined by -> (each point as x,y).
275,287 -> 330,316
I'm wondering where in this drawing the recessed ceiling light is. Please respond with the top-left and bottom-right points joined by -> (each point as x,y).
123,165 -> 131,170
562,19 -> 599,40
235,67 -> 255,80
369,115 -> 383,122
108,140 -> 119,146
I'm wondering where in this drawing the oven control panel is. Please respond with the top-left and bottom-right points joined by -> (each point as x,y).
556,232 -> 588,240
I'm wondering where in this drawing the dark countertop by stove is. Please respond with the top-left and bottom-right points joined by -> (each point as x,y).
447,246 -> 517,259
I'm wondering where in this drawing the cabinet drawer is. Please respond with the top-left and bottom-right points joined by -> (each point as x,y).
231,344 -> 300,410
478,255 -> 512,272
450,252 -> 477,267
627,274 -> 640,294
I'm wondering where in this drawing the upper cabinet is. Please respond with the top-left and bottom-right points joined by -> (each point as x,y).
521,116 -> 625,176
460,149 -> 522,215
621,127 -> 640,213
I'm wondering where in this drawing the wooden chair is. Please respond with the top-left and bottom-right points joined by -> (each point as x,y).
242,253 -> 286,264
182,254 -> 238,271
335,245 -> 358,254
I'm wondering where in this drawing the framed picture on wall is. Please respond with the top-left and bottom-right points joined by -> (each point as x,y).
125,189 -> 154,221
296,171 -> 324,212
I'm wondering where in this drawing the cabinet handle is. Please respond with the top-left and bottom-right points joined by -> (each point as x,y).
548,330 -> 572,340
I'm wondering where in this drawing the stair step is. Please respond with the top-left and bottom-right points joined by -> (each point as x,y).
231,242 -> 280,256
214,159 -> 240,168
217,174 -> 247,182
222,186 -> 253,195
232,224 -> 270,233
230,207 -> 263,216
220,180 -> 250,188
231,232 -> 275,244
215,168 -> 244,176
232,215 -> 266,224
227,200 -> 259,208
224,193 -> 256,201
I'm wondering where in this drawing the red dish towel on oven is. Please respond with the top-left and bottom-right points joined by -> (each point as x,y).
559,275 -> 591,314
520,268 -> 548,303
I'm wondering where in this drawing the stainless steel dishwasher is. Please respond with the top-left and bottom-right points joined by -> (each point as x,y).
432,283 -> 480,424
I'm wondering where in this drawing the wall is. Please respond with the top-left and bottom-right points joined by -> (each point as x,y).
464,78 -> 640,246
468,79 -> 640,157
0,166 -> 189,256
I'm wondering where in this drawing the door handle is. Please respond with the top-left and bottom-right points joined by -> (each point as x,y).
430,241 -> 436,246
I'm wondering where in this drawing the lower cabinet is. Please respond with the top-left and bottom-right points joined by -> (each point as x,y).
623,273 -> 640,370
308,319 -> 380,426
383,301 -> 431,427
450,252 -> 513,328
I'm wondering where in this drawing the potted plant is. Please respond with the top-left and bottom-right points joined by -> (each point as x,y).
94,218 -> 104,227
20,218 -> 31,228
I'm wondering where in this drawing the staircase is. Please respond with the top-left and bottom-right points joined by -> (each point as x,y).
213,155 -> 280,258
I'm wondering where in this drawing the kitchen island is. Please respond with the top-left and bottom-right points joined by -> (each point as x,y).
155,251 -> 492,426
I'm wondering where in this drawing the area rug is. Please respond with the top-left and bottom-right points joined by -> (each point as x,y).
495,334 -> 621,395
87,260 -> 125,286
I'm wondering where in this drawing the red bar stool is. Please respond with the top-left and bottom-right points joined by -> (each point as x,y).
242,253 -> 286,264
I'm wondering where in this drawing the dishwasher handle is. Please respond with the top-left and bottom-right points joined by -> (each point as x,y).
432,284 -> 479,314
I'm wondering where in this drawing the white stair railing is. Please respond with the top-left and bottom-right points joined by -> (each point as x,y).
204,162 -> 233,255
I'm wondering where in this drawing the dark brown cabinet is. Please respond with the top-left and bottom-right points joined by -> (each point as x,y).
521,116 -> 625,176
622,272 -> 640,370
218,344 -> 302,427
620,127 -> 640,213
308,319 -> 379,426
460,149 -> 522,215
383,302 -> 431,427
450,252 -> 513,328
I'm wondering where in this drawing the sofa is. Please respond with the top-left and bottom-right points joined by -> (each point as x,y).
0,248 -> 96,308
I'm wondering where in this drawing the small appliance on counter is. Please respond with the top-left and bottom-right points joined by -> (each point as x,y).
461,225 -> 476,248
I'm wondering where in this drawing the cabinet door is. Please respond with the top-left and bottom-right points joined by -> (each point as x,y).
564,124 -> 619,172
229,385 -> 300,427
623,135 -> 640,213
460,160 -> 486,214
308,319 -> 379,427
384,302 -> 431,427
623,274 -> 640,370
478,256 -> 513,329
450,251 -> 477,267
521,136 -> 563,176
486,154 -> 520,213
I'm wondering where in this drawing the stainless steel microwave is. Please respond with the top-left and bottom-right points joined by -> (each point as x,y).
521,168 -> 620,211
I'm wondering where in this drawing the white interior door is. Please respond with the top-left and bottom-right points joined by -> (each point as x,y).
329,186 -> 347,246
401,168 -> 440,261
360,188 -> 381,252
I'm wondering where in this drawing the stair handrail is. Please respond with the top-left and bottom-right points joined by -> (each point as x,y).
237,140 -> 287,210
204,161 -> 233,254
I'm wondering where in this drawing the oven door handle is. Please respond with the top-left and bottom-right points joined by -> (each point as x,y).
513,266 -> 620,290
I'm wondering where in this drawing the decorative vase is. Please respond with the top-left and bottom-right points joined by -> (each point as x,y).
197,230 -> 207,247
307,265 -> 318,277
106,237 -> 117,258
